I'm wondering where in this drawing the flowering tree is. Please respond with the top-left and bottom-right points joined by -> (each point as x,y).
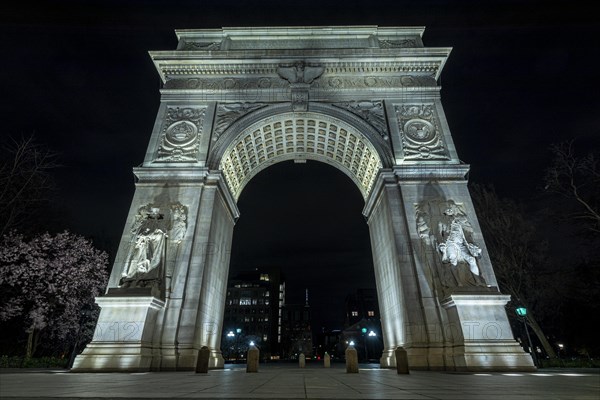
0,231 -> 108,358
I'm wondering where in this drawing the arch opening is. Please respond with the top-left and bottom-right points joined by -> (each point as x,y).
224,160 -> 383,362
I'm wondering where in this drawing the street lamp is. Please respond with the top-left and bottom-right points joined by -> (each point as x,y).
557,343 -> 564,358
365,330 -> 377,363
360,327 -> 369,362
515,307 -> 538,367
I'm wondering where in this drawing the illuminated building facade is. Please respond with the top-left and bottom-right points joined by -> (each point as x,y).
221,268 -> 285,359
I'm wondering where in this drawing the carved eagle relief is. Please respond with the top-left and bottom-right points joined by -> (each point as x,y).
277,61 -> 324,84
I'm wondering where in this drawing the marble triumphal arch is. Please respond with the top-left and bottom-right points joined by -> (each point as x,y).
73,26 -> 535,372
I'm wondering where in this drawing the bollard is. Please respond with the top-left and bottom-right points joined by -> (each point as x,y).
394,346 -> 409,374
345,344 -> 359,373
195,346 -> 210,373
246,344 -> 259,373
324,352 -> 331,368
299,353 -> 306,368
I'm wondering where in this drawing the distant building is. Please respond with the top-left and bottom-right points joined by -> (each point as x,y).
221,267 -> 285,360
345,288 -> 379,326
315,328 -> 344,360
342,288 -> 383,362
280,289 -> 313,359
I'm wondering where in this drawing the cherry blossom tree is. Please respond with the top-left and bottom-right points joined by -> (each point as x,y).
0,231 -> 108,358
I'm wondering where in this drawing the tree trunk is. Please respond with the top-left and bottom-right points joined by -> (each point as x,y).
527,313 -> 557,359
25,329 -> 40,359
26,330 -> 34,359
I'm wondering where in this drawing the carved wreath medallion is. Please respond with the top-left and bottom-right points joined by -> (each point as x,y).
395,104 -> 449,160
154,107 -> 206,162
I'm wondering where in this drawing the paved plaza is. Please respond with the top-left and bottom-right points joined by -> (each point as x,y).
1,364 -> 598,400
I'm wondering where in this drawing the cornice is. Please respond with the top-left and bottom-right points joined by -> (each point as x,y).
149,50 -> 452,82
175,26 -> 426,40
392,164 -> 471,181
133,167 -> 210,183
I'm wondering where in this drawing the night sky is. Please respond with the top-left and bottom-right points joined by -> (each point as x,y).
2,1 -> 598,330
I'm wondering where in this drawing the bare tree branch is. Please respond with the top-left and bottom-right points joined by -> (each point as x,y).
470,183 -> 557,358
0,135 -> 59,235
544,140 -> 600,235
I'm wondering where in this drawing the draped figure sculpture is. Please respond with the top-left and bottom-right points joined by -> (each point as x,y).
121,207 -> 167,284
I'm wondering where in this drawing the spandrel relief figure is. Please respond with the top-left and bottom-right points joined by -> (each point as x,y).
416,199 -> 487,289
170,203 -> 187,244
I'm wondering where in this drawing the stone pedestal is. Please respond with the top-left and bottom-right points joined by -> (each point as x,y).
345,345 -> 359,373
246,345 -> 259,373
441,293 -> 536,372
395,347 -> 409,374
195,346 -> 210,373
324,352 -> 331,368
299,353 -> 306,368
72,296 -> 164,372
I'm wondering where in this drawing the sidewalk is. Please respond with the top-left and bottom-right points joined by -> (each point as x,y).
1,364 -> 599,399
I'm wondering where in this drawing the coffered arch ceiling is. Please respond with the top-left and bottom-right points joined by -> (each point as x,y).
217,109 -> 389,201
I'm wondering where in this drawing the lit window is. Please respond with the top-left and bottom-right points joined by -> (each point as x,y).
240,298 -> 251,306
367,311 -> 375,317
263,335 -> 268,341
351,311 -> 358,317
